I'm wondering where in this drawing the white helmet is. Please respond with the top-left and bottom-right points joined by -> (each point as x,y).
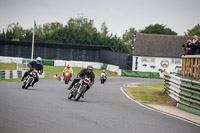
36,57 -> 42,64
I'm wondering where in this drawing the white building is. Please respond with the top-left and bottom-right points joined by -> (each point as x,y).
132,33 -> 192,78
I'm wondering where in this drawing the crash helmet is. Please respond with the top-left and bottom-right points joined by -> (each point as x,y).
87,65 -> 93,72
36,57 -> 42,64
67,64 -> 70,69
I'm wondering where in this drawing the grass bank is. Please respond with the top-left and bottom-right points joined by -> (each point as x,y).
43,65 -> 115,76
127,82 -> 174,105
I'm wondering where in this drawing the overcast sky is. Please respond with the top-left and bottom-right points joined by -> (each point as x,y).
0,0 -> 200,37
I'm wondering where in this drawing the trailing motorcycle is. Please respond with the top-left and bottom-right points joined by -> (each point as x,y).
68,76 -> 91,101
22,69 -> 38,89
63,70 -> 71,84
100,73 -> 107,84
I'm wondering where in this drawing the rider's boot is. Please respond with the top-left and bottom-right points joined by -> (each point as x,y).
68,85 -> 72,90
31,80 -> 36,87
81,93 -> 84,98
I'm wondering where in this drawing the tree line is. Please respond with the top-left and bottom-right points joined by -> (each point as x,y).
0,16 -> 199,55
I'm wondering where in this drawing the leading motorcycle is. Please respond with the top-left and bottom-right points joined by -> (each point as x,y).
22,69 -> 38,89
68,76 -> 91,101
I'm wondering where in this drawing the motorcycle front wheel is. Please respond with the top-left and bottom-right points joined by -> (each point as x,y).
22,81 -> 26,89
65,78 -> 68,84
75,85 -> 86,101
68,89 -> 73,99
24,78 -> 33,89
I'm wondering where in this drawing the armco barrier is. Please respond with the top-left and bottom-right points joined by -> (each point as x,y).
178,79 -> 200,115
122,70 -> 160,79
0,70 -> 45,80
164,74 -> 180,102
164,74 -> 200,116
0,70 -> 22,80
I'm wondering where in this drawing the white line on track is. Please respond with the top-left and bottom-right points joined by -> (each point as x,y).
120,87 -> 200,127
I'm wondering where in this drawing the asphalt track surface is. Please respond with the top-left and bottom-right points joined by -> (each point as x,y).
0,77 -> 199,133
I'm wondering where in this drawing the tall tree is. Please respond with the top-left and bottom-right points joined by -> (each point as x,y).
122,28 -> 137,47
0,29 -> 6,40
140,24 -> 177,35
0,17 -> 133,55
5,22 -> 24,41
185,24 -> 200,36
100,22 -> 109,37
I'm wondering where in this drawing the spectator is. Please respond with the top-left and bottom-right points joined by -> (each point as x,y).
163,69 -> 167,79
191,35 -> 200,55
182,40 -> 192,55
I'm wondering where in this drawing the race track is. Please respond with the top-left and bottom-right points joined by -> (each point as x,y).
0,77 -> 199,133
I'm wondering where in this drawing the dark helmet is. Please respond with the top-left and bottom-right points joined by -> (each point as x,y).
87,65 -> 93,72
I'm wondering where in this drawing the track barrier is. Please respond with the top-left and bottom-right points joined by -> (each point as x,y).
164,74 -> 200,116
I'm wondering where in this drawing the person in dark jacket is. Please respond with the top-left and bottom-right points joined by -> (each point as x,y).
21,57 -> 43,86
182,40 -> 192,55
191,35 -> 200,55
68,65 -> 95,97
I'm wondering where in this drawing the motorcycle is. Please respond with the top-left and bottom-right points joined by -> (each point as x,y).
63,70 -> 71,84
22,69 -> 38,89
68,76 -> 91,101
100,73 -> 107,84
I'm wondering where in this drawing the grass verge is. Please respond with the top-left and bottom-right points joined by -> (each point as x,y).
43,65 -> 115,76
127,82 -> 175,105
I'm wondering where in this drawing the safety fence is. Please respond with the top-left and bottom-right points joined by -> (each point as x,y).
122,70 -> 160,79
181,55 -> 200,79
0,70 -> 23,80
0,40 -> 132,70
164,74 -> 200,116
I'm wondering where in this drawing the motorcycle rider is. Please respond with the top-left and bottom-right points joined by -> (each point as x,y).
63,64 -> 73,80
21,57 -> 43,87
68,65 -> 95,97
101,69 -> 107,81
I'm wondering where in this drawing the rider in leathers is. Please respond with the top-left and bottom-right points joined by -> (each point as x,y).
21,57 -> 43,86
68,66 -> 95,97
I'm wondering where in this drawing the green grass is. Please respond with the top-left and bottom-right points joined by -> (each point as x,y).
0,63 -> 17,70
127,82 -> 171,104
39,65 -> 115,76
0,78 -> 21,82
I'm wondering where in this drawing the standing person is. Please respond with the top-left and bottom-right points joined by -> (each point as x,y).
21,57 -> 43,87
191,35 -> 200,55
182,40 -> 192,55
163,69 -> 167,79
68,66 -> 95,98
